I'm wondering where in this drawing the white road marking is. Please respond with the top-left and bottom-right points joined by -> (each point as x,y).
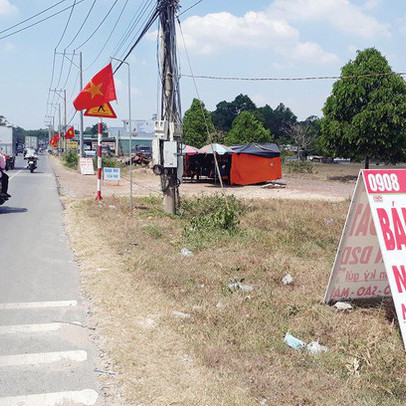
0,323 -> 63,334
8,170 -> 23,180
0,350 -> 88,366
0,389 -> 99,406
0,300 -> 77,310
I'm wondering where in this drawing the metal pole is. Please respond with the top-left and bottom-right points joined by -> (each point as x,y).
96,118 -> 102,201
64,89 -> 67,154
79,52 -> 84,158
58,104 -> 61,157
111,57 -> 132,211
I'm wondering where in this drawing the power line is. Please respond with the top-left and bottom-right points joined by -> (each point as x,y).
0,0 -> 86,41
55,0 -> 78,49
181,72 -> 406,81
84,0 -> 130,71
0,0 -> 69,35
177,0 -> 204,17
74,0 -> 120,50
114,5 -> 160,73
64,0 -> 98,49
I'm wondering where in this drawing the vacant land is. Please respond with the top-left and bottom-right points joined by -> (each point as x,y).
55,158 -> 406,405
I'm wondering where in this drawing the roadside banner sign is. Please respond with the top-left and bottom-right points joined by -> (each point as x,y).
79,157 -> 94,175
325,169 -> 406,350
84,102 -> 117,118
104,167 -> 120,181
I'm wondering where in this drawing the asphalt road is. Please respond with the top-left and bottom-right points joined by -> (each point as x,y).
0,154 -> 100,405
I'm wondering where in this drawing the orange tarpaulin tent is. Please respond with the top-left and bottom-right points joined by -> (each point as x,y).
230,143 -> 282,185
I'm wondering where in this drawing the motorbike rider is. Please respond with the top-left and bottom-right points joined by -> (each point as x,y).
0,149 -> 11,199
24,147 -> 38,168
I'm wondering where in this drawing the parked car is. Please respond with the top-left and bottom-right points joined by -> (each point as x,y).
134,145 -> 151,158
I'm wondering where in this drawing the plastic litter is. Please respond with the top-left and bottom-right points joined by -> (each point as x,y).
172,311 -> 191,319
326,218 -> 334,224
282,274 -> 294,285
180,248 -> 194,257
283,332 -> 306,350
94,368 -> 117,376
334,301 -> 353,311
227,280 -> 254,292
306,341 -> 328,354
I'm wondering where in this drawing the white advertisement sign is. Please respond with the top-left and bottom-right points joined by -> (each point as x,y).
104,167 -> 120,181
325,169 -> 406,350
79,158 -> 94,175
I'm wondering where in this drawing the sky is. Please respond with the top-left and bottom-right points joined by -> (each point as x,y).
0,0 -> 405,131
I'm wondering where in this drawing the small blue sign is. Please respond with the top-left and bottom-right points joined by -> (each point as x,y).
104,167 -> 121,181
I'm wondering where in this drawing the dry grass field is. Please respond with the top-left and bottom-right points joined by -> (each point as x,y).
64,190 -> 406,406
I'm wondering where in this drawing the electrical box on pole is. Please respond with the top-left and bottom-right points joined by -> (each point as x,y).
152,0 -> 183,215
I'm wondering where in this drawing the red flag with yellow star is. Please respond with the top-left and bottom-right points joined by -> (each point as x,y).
65,126 -> 75,139
73,64 -> 116,111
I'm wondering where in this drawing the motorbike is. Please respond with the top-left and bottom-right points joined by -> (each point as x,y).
27,157 -> 38,173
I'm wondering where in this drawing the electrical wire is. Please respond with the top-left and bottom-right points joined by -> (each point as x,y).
74,0 -> 120,50
181,72 -> 406,81
0,0 -> 86,41
114,5 -> 159,73
177,0 -> 204,17
0,0 -> 69,35
55,0 -> 78,49
64,0 -> 98,49
111,0 -> 155,61
84,0 -> 130,71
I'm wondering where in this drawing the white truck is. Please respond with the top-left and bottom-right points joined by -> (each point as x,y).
25,135 -> 38,150
0,126 -> 17,170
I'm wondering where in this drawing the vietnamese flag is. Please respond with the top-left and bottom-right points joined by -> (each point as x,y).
51,133 -> 60,146
65,126 -> 75,139
73,64 -> 116,111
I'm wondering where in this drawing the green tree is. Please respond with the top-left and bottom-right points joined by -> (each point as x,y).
91,123 -> 108,135
212,94 -> 257,132
224,111 -> 272,145
320,48 -> 406,168
183,98 -> 215,148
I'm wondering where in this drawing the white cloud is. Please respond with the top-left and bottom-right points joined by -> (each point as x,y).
270,0 -> 390,38
180,10 -> 337,64
0,0 -> 17,16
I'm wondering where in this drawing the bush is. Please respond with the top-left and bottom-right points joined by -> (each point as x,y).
93,157 -> 124,169
62,151 -> 78,170
284,160 -> 313,173
181,194 -> 245,250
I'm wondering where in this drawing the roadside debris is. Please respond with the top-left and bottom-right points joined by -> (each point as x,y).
334,301 -> 353,311
180,247 -> 194,257
284,332 -> 306,350
227,279 -> 254,293
284,333 -> 328,354
307,341 -> 328,354
94,368 -> 117,376
172,311 -> 191,319
326,218 -> 334,224
281,274 -> 294,285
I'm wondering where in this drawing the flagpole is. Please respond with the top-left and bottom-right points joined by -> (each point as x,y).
96,118 -> 103,201
110,57 -> 132,211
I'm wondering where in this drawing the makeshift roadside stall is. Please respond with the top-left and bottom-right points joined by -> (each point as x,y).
198,143 -> 233,183
229,143 -> 282,185
182,145 -> 200,180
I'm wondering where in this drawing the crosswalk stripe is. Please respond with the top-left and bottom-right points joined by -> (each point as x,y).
0,323 -> 63,334
0,300 -> 77,310
0,389 -> 99,406
0,350 -> 88,366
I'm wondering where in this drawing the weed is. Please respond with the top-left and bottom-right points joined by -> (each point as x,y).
62,150 -> 78,170
284,160 -> 314,173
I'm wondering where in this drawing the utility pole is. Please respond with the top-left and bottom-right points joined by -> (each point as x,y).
79,52 -> 84,157
64,89 -> 67,154
153,0 -> 182,214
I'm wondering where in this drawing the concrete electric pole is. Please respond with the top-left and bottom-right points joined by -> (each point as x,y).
153,0 -> 183,214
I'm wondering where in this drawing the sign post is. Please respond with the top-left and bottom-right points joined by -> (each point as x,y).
325,169 -> 406,351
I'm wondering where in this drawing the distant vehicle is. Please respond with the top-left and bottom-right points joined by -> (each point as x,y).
25,136 -> 38,150
134,145 -> 151,158
84,150 -> 96,157
0,126 -> 17,170
16,144 -> 24,154
102,145 -> 112,157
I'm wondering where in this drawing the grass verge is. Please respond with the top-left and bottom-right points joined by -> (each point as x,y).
65,194 -> 406,406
